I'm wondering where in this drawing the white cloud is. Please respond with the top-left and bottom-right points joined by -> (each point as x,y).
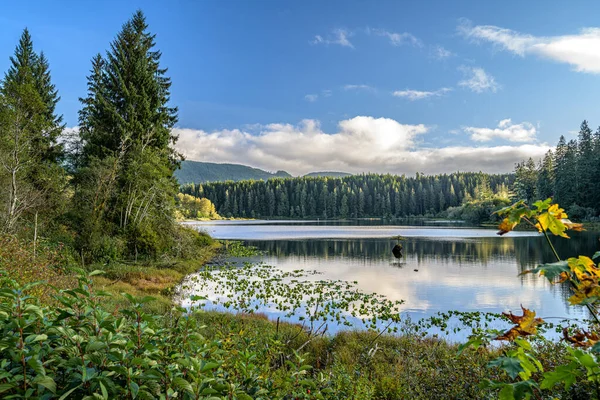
174,116 -> 549,176
343,84 -> 374,91
321,89 -> 332,97
459,20 -> 600,73
311,29 -> 354,48
304,94 -> 318,102
431,45 -> 454,59
371,29 -> 422,47
458,66 -> 499,93
464,119 -> 537,143
392,87 -> 452,100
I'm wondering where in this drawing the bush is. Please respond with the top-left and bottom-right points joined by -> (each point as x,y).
0,235 -> 77,301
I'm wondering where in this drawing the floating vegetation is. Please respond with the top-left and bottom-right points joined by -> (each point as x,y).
181,262 -> 404,333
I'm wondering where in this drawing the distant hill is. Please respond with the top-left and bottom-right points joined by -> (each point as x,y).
304,171 -> 352,178
175,161 -> 291,184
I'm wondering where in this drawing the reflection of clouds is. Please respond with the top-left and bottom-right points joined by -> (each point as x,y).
177,231 -> 598,330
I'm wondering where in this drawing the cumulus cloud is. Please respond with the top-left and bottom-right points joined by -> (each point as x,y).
310,29 -> 354,48
431,45 -> 454,59
304,94 -> 318,102
459,20 -> 600,73
174,116 -> 549,176
458,66 -> 499,93
370,29 -> 422,47
392,87 -> 452,100
464,119 -> 537,142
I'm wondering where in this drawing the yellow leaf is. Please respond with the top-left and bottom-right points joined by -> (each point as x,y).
497,218 -> 518,236
568,256 -> 600,281
537,206 -> 569,238
496,306 -> 544,341
568,278 -> 600,305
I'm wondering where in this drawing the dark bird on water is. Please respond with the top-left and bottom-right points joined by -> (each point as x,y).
392,244 -> 403,258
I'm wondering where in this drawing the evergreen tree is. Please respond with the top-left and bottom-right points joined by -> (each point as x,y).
74,10 -> 181,258
577,120 -> 594,207
0,29 -> 65,234
514,158 -> 537,204
536,151 -> 554,200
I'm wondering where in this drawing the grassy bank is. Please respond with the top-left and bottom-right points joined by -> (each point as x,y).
90,241 -> 220,313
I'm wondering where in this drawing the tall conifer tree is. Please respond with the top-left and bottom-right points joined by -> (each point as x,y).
75,10 -> 181,258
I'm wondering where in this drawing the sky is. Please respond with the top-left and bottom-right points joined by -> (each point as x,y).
2,0 -> 600,176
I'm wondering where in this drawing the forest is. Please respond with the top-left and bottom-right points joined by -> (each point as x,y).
514,120 -> 600,220
181,172 -> 514,221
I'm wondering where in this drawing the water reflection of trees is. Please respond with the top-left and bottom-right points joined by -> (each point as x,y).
249,232 -> 600,269
248,231 -> 600,317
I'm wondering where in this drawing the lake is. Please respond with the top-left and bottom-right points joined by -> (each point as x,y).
182,219 -> 600,334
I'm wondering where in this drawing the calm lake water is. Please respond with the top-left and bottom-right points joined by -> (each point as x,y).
183,220 -> 600,333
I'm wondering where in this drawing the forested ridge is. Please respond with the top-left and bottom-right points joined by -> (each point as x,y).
175,160 -> 292,184
514,120 -> 600,220
181,172 -> 514,219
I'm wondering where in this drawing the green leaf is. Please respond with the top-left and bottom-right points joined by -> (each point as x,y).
200,361 -> 220,373
0,383 -> 16,394
129,381 -> 139,399
86,341 -> 106,352
25,334 -> 48,343
489,357 -> 524,380
593,251 -> 600,261
541,363 -> 581,390
513,381 -> 536,400
88,270 -> 105,277
34,375 -> 56,393
172,377 -> 193,393
27,357 -> 45,376
59,385 -> 82,400
99,381 -> 108,400
498,384 -> 514,400
575,352 -> 597,369
522,261 -> 569,283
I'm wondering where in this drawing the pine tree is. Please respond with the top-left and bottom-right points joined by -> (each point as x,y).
0,29 -> 65,233
74,10 -> 181,258
536,151 -> 554,200
577,120 -> 594,207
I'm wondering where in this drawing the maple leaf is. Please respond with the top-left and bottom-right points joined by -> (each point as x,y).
497,218 -> 518,236
568,256 -> 600,282
521,261 -> 570,284
568,279 -> 600,305
537,204 -> 569,238
563,327 -> 600,348
496,306 -> 544,341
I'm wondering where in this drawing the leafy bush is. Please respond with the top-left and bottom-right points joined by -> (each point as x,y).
0,272 -> 328,399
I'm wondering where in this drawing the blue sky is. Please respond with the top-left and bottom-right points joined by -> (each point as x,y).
2,0 -> 600,175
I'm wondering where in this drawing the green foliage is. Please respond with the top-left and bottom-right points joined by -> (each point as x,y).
514,120 -> 600,219
222,241 -> 264,257
71,10 -> 183,261
0,28 -> 66,235
182,172 -> 514,219
175,160 -> 292,184
460,199 -> 600,399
